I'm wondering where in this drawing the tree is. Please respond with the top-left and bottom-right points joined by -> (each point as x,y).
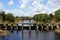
14,16 -> 21,22
6,13 -> 14,22
48,13 -> 54,20
33,13 -> 49,23
55,9 -> 60,21
2,11 -> 6,21
0,11 -> 6,21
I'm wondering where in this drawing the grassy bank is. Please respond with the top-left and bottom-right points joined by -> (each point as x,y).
0,29 -> 11,36
55,28 -> 60,33
0,21 -> 19,26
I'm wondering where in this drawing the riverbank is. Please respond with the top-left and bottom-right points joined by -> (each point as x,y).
0,29 -> 11,36
0,21 -> 20,26
55,28 -> 60,33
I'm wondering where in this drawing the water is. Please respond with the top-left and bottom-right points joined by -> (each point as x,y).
0,30 -> 60,40
0,20 -> 60,40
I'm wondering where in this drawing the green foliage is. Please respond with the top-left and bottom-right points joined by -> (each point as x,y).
48,13 -> 54,20
33,9 -> 60,23
5,13 -> 14,22
55,9 -> 60,21
14,16 -> 21,22
0,11 -> 6,21
0,9 -> 60,24
33,13 -> 49,23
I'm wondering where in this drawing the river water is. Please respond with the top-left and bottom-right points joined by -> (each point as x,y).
0,20 -> 60,40
0,30 -> 60,40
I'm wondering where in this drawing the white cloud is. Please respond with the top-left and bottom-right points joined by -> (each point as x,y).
4,0 -> 60,17
45,0 -> 60,13
20,3 -> 26,8
8,0 -> 14,5
20,0 -> 32,8
19,0 -> 60,16
11,9 -> 24,16
5,10 -> 10,14
5,9 -> 25,16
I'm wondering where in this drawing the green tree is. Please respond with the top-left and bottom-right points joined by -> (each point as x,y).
55,9 -> 60,21
0,11 -> 6,21
33,13 -> 49,23
6,13 -> 14,22
14,16 -> 21,22
48,13 -> 54,20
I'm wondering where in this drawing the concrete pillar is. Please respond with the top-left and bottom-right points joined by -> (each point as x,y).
46,25 -> 49,31
22,24 -> 23,30
6,24 -> 8,30
51,25 -> 53,30
11,24 -> 13,30
17,24 -> 18,30
22,17 -> 24,30
29,25 -> 31,31
41,25 -> 43,31
29,19 -> 31,31
36,25 -> 38,31
49,24 -> 52,30
56,24 -> 59,29
22,26 -> 23,30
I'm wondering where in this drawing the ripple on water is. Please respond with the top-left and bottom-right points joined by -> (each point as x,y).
0,30 -> 60,40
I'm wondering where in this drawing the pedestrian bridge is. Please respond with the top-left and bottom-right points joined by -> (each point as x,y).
0,17 -> 59,31
18,20 -> 36,27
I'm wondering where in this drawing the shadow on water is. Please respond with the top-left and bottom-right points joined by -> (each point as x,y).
0,30 -> 60,40
29,31 -> 31,40
55,33 -> 60,40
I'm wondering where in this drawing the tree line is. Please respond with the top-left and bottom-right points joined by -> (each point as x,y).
0,9 -> 60,23
0,11 -> 15,22
33,9 -> 60,23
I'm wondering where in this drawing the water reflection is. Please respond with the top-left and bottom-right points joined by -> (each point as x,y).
0,30 -> 60,40
55,33 -> 60,40
29,31 -> 31,40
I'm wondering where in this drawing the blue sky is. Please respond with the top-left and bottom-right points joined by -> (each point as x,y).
0,0 -> 60,16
